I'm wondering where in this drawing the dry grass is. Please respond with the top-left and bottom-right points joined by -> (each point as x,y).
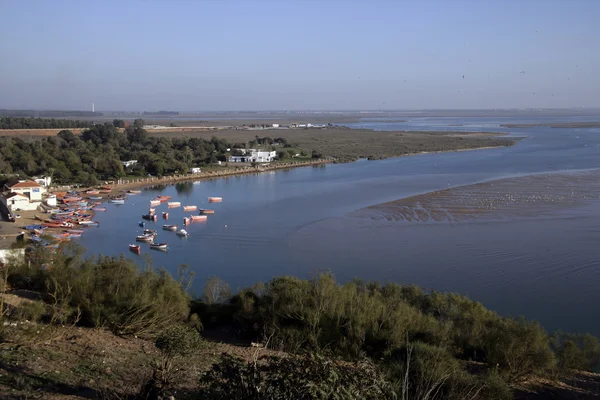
150,127 -> 515,162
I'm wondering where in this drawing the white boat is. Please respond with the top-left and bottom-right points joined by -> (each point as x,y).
110,199 -> 125,204
168,202 -> 181,208
176,229 -> 189,237
150,200 -> 161,207
208,197 -> 222,203
183,205 -> 197,212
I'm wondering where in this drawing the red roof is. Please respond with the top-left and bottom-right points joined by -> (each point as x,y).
4,192 -> 28,199
8,180 -> 41,189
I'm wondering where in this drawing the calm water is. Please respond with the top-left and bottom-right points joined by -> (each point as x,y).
80,116 -> 600,335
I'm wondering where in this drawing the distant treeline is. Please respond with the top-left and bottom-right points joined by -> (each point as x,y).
0,117 -> 95,130
0,120 -> 232,185
0,109 -> 102,118
142,111 -> 180,116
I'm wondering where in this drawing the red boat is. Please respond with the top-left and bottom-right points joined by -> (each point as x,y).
129,244 -> 141,254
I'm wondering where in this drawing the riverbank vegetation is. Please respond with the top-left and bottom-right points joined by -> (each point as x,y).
0,244 -> 599,399
0,121 -> 233,186
151,126 -> 516,163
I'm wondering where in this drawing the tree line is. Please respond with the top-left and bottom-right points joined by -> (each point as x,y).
0,119 -> 231,186
0,109 -> 101,117
0,117 -> 96,130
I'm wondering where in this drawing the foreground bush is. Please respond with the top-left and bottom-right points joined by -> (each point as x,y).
7,246 -> 190,336
199,353 -> 395,400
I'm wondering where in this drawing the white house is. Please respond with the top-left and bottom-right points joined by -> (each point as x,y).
1,192 -> 37,211
33,176 -> 52,188
228,149 -> 277,163
272,124 -> 280,128
122,160 -> 138,168
3,180 -> 45,201
190,167 -> 202,174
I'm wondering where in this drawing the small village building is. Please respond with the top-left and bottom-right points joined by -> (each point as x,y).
190,167 -> 202,174
1,192 -> 37,211
33,176 -> 52,188
122,160 -> 138,168
228,149 -> 277,163
3,180 -> 45,201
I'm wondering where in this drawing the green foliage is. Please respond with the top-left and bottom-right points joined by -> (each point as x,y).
7,246 -> 190,336
384,342 -> 512,400
552,332 -> 600,372
199,353 -> 396,400
112,119 -> 125,128
0,117 -> 94,129
156,325 -> 204,358
194,273 -> 572,387
13,300 -> 47,323
482,318 -> 556,382
0,124 -> 235,183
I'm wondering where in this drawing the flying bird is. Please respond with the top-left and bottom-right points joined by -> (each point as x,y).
520,71 -> 526,74
462,75 -> 465,79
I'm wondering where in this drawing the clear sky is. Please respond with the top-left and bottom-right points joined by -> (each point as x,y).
1,0 -> 599,111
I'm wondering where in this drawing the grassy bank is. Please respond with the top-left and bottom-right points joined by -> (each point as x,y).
0,244 -> 599,399
149,126 -> 516,163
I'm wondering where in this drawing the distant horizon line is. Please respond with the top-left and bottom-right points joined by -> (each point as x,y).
2,107 -> 600,114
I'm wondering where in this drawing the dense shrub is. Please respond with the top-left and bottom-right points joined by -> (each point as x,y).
7,246 -> 190,336
199,353 -> 396,400
384,342 -> 512,400
552,332 -> 600,372
482,318 -> 556,382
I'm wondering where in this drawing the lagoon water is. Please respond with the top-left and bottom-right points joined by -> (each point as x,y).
80,117 -> 600,335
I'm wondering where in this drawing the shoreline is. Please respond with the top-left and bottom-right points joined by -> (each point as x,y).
57,143 -> 513,194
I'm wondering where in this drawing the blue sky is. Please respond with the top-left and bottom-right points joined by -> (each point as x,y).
1,0 -> 599,111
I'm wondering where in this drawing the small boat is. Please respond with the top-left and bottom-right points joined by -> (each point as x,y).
150,200 -> 161,207
92,207 -> 106,212
42,222 -> 63,228
68,232 -> 82,238
167,202 -> 181,208
86,190 -> 100,195
156,195 -> 171,202
136,235 -> 154,243
110,199 -> 125,204
142,214 -> 157,221
183,217 -> 191,225
183,205 -> 197,212
150,243 -> 168,251
162,224 -> 177,231
128,190 -> 141,195
149,208 -> 156,214
100,186 -> 112,191
162,212 -> 169,219
139,221 -> 145,227
143,229 -> 158,236
191,215 -> 207,222
79,220 -> 99,226
208,197 -> 222,202
89,196 -> 103,200
199,209 -> 215,214
67,229 -> 84,235
129,244 -> 141,254
176,229 -> 189,237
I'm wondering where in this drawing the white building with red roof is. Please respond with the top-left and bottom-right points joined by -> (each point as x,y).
3,180 -> 46,201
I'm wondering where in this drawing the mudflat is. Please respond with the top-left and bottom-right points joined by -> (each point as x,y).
501,122 -> 600,128
354,170 -> 600,223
